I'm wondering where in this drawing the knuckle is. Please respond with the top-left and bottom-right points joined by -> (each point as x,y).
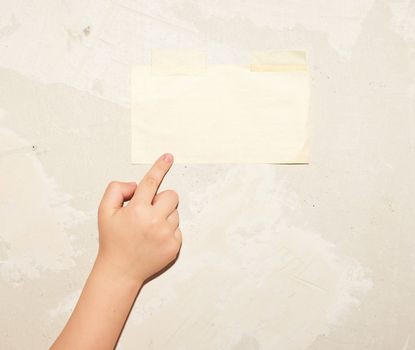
130,200 -> 144,213
107,181 -> 120,190
169,212 -> 179,226
166,242 -> 179,257
97,204 -> 105,217
134,210 -> 158,231
157,224 -> 171,239
166,189 -> 179,202
145,175 -> 158,187
132,204 -> 147,221
150,214 -> 162,226
144,214 -> 164,233
148,215 -> 160,229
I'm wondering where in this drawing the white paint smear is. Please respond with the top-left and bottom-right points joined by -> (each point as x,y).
0,127 -> 85,285
48,289 -> 82,318
0,0 -> 375,107
119,166 -> 372,349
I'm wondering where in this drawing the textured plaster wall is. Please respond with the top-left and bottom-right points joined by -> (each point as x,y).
0,1 -> 414,349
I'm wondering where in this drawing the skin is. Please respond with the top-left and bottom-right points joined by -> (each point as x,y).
50,153 -> 181,350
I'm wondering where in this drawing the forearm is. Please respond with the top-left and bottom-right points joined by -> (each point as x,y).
50,254 -> 142,350
51,154 -> 181,349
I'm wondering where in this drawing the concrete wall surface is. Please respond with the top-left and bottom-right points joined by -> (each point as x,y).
0,1 -> 414,349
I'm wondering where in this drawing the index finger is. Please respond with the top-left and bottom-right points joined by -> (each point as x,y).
131,153 -> 174,205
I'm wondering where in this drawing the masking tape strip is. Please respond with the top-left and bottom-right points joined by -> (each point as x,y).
250,50 -> 308,72
151,49 -> 206,75
151,49 -> 307,74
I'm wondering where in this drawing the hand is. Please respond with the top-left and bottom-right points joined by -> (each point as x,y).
97,153 -> 181,285
50,153 -> 181,350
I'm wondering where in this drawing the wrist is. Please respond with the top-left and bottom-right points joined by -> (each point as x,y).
94,252 -> 144,290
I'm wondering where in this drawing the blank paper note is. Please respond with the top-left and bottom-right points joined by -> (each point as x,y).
131,50 -> 310,164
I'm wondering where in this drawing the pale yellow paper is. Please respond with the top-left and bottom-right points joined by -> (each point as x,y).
131,51 -> 310,163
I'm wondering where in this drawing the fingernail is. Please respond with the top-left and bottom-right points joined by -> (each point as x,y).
163,153 -> 173,163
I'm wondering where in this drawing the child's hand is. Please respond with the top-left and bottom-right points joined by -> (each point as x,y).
50,154 -> 181,349
97,153 -> 181,284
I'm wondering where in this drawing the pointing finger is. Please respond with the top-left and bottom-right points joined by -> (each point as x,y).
131,153 -> 174,205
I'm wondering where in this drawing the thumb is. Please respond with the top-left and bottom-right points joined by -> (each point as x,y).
99,181 -> 137,216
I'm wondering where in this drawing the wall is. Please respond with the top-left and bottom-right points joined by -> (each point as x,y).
0,1 -> 414,349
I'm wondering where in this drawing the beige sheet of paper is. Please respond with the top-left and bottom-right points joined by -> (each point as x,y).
131,51 -> 310,163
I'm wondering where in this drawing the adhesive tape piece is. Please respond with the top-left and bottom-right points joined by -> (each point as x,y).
151,49 -> 206,75
250,51 -> 307,72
